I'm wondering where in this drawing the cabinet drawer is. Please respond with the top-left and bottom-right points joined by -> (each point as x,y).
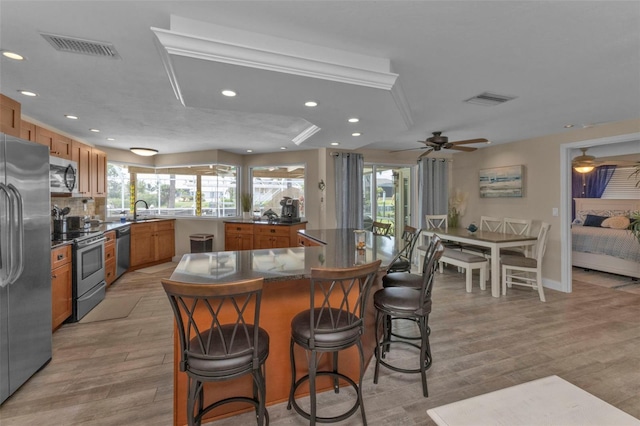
155,220 -> 174,231
254,225 -> 290,237
298,235 -> 323,247
51,245 -> 72,269
105,258 -> 117,286
225,223 -> 254,235
105,243 -> 116,262
104,230 -> 116,245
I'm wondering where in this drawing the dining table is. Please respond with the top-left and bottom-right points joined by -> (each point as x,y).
421,227 -> 538,297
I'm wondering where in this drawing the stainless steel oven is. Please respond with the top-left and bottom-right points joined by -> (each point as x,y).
71,232 -> 106,321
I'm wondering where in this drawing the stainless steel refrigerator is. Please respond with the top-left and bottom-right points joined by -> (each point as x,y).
0,133 -> 52,405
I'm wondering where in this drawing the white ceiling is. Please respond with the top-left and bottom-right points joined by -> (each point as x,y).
1,1 -> 639,157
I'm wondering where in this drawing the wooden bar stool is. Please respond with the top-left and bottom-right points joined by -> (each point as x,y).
161,277 -> 270,426
287,260 -> 381,425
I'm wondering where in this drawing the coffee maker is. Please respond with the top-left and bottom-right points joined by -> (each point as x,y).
279,197 -> 300,223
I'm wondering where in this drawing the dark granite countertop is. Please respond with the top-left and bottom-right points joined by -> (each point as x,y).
224,219 -> 308,226
169,228 -> 400,284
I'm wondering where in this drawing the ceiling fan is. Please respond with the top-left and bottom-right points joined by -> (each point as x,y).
572,147 -> 639,173
392,131 -> 488,159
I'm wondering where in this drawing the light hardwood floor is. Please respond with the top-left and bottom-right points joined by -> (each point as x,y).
1,264 -> 639,425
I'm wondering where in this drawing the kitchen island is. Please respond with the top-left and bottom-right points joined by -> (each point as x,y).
168,228 -> 400,425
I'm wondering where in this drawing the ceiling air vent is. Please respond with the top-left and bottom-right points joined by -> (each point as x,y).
465,92 -> 516,106
40,33 -> 120,59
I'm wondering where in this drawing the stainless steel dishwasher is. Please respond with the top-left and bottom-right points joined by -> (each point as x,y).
115,226 -> 131,279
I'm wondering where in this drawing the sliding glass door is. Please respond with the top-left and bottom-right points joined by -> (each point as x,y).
363,165 -> 413,237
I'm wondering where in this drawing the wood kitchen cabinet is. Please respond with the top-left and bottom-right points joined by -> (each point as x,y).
104,230 -> 116,287
20,119 -> 36,142
130,220 -> 175,270
224,221 -> 306,250
51,244 -> 72,331
35,126 -> 72,159
71,140 -> 92,196
224,223 -> 254,251
297,234 -> 323,247
70,141 -> 108,197
0,94 -> 21,137
90,147 -> 107,197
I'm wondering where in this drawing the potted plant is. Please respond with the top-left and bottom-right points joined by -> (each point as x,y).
241,193 -> 253,219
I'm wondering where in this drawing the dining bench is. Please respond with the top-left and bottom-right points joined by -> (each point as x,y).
438,248 -> 488,292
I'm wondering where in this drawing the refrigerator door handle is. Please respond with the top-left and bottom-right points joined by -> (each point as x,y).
6,184 -> 24,285
0,183 -> 11,287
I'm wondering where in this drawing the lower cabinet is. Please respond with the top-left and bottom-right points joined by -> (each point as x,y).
224,222 -> 306,250
104,230 -> 116,287
51,245 -> 72,331
130,220 -> 175,269
297,234 -> 324,247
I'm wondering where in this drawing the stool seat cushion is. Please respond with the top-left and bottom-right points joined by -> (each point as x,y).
383,272 -> 422,288
501,255 -> 537,268
187,324 -> 270,376
291,308 -> 361,349
387,257 -> 411,273
374,287 -> 432,316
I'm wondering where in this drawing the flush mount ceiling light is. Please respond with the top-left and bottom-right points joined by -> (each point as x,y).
352,132 -> 362,137
130,147 -> 158,156
304,101 -> 318,107
106,137 -> 115,141
90,128 -> 100,133
221,89 -> 237,97
331,142 -> 340,146
18,90 -> 37,97
348,118 -> 359,123
2,50 -> 24,60
246,149 -> 253,153
65,114 -> 78,120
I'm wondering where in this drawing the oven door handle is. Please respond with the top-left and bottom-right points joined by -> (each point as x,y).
77,237 -> 107,249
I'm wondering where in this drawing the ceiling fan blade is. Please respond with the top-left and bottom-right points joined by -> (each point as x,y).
448,145 -> 477,152
390,146 -> 428,153
450,138 -> 488,145
417,148 -> 434,159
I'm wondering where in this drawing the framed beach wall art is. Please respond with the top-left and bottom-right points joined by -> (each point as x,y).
479,165 -> 524,198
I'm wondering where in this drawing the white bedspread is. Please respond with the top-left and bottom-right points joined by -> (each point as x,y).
572,225 -> 640,262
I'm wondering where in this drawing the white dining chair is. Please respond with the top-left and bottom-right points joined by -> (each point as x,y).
501,217 -> 533,256
462,216 -> 503,257
501,222 -> 551,302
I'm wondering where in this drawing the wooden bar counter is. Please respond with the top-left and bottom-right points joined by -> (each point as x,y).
168,229 -> 400,426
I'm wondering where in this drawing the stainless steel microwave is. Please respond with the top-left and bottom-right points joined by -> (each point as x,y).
50,156 -> 78,195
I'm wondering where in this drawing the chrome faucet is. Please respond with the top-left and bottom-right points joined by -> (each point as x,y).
133,199 -> 149,221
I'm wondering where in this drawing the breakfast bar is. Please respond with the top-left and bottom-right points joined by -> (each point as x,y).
168,229 -> 400,425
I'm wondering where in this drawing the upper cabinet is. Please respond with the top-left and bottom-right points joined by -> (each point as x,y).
20,120 -> 36,141
1,94 -> 21,137
71,140 -> 92,196
36,126 -> 72,159
90,147 -> 107,197
71,140 -> 107,197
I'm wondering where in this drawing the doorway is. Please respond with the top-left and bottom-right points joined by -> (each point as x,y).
363,165 -> 413,238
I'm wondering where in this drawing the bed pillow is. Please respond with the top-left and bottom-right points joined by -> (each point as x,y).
583,214 -> 608,227
601,216 -> 630,229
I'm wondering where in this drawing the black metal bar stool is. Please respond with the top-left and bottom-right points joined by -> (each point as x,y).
287,260 -> 381,425
161,277 -> 270,426
373,236 -> 444,397
386,225 -> 421,273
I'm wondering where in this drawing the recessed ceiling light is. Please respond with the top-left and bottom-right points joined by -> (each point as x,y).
65,114 -> 78,120
106,137 -> 115,141
352,132 -> 362,137
564,124 -> 574,128
348,118 -> 359,123
304,101 -> 318,107
280,147 -> 287,150
90,128 -> 100,133
2,51 -> 24,60
246,149 -> 253,153
330,142 -> 340,146
221,90 -> 237,97
18,90 -> 37,97
486,141 -> 491,144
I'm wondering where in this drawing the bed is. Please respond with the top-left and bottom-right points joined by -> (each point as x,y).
572,198 -> 640,279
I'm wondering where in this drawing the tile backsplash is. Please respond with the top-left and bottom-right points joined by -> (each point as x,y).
50,197 -> 105,220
